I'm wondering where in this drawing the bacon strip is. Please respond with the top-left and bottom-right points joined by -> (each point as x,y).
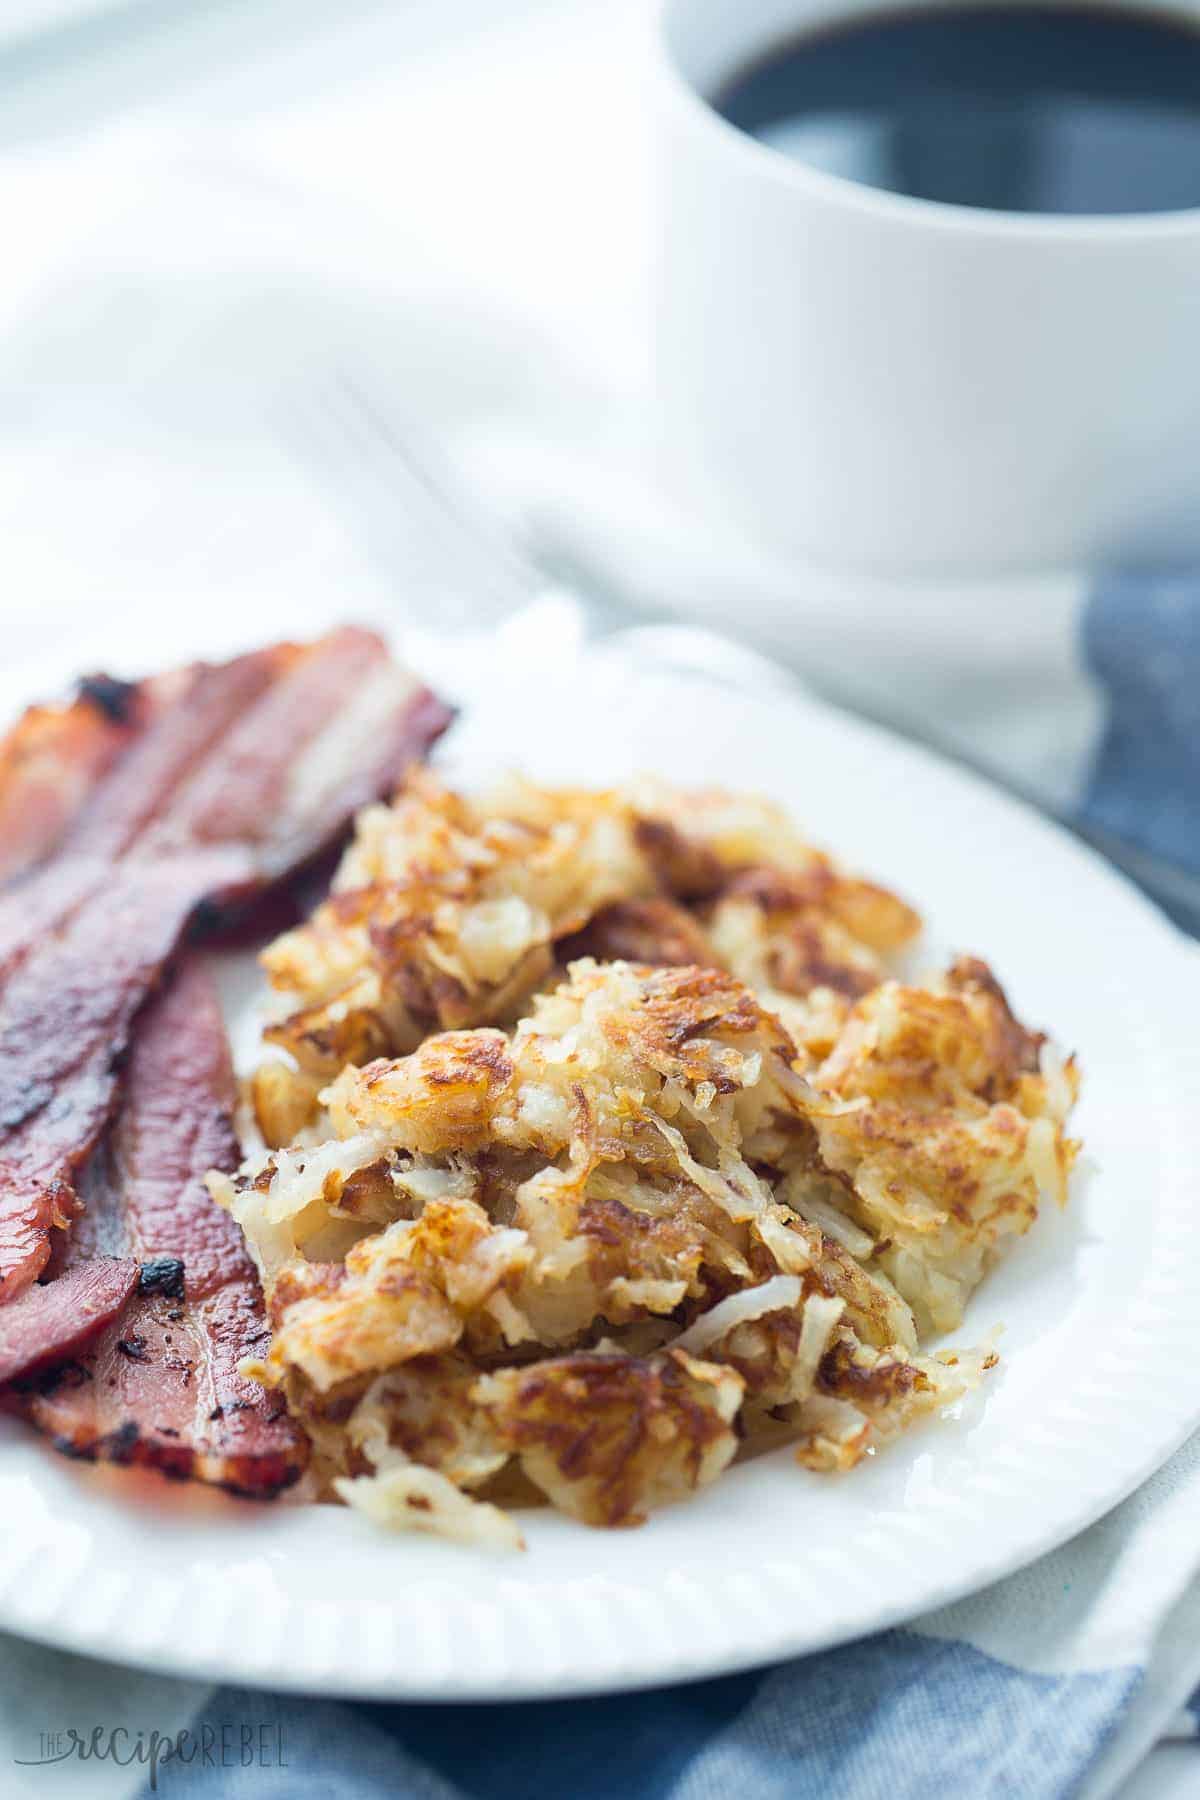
0,855 -> 240,1300
147,625 -> 453,908
0,627 -> 452,1302
0,647 -> 290,978
0,1257 -> 138,1385
0,680 -> 133,886
0,669 -> 190,888
10,961 -> 307,1496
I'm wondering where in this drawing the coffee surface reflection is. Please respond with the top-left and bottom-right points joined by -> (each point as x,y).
713,5 -> 1200,215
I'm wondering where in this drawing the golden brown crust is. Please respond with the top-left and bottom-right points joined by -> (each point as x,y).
249,1061 -> 325,1149
803,969 -> 1079,1333
475,1349 -> 741,1527
718,862 -> 920,957
259,773 -> 920,1068
557,896 -> 715,970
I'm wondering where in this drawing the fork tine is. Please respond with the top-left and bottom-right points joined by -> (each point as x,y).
276,372 -> 539,632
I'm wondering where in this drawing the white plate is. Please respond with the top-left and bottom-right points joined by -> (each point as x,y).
1,639 -> 1198,1700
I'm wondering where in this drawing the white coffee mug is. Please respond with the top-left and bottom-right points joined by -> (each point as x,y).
654,0 -> 1200,575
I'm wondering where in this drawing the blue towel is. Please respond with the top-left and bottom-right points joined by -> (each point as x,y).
1081,573 -> 1200,881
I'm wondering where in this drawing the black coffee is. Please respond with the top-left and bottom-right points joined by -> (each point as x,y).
713,4 -> 1200,214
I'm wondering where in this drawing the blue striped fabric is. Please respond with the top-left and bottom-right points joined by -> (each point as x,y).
1081,573 -> 1200,876
154,1641 -> 1139,1800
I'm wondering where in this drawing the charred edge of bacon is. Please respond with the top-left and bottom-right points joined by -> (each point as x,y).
0,680 -> 146,888
17,1403 -> 304,1498
75,675 -> 140,726
137,1257 -> 186,1300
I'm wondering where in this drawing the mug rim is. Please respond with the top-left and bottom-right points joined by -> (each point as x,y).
656,0 -> 1200,240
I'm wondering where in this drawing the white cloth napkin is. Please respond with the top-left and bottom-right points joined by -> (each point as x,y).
0,0 -> 120,43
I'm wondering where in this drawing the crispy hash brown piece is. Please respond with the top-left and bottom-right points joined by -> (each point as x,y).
259,773 -> 652,1074
258,772 -> 921,1079
474,1349 -> 742,1528
214,935 -> 1068,1541
793,957 -> 1080,1334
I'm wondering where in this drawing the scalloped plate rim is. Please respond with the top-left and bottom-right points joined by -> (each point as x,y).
0,640 -> 1196,1701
